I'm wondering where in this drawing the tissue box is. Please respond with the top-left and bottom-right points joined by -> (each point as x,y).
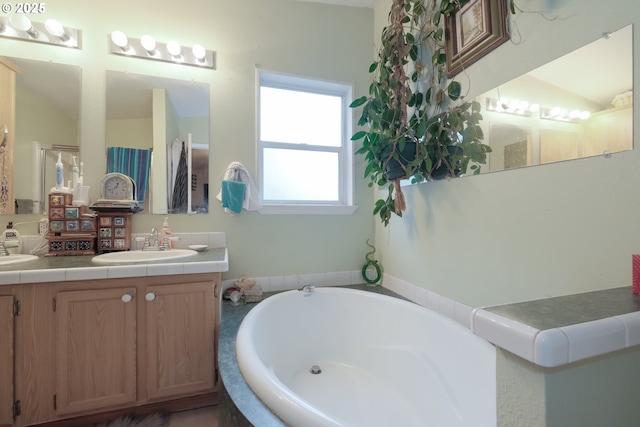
633,255 -> 640,294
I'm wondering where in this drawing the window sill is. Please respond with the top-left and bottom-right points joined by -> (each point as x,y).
258,205 -> 358,215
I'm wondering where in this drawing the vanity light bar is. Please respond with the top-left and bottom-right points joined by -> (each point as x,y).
485,97 -> 536,117
108,32 -> 216,69
540,106 -> 591,122
0,16 -> 81,48
486,98 -> 591,122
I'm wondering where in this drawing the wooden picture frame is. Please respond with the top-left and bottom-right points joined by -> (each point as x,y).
445,0 -> 509,77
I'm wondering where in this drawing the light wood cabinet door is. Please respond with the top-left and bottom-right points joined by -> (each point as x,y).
0,295 -> 14,427
144,282 -> 215,400
55,288 -> 137,416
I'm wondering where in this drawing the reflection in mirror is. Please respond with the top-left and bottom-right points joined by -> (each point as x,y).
105,71 -> 210,214
477,24 -> 632,173
35,144 -> 80,213
9,57 -> 80,214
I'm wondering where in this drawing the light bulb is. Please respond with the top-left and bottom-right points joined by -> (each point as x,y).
9,14 -> 32,31
111,30 -> 128,48
579,111 -> 591,120
167,40 -> 181,57
141,35 -> 156,54
44,19 -> 64,37
192,44 -> 206,60
45,19 -> 71,43
549,107 -> 562,117
10,14 -> 38,38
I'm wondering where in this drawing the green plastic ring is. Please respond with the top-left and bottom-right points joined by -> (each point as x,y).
362,260 -> 382,284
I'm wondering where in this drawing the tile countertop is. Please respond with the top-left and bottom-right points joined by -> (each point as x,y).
0,247 -> 228,286
472,287 -> 640,367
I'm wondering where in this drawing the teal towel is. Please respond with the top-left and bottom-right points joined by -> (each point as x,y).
106,147 -> 152,203
221,180 -> 246,214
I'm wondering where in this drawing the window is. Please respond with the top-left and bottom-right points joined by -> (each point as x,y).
258,70 -> 355,214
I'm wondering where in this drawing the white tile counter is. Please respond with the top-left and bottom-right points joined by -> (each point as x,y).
0,232 -> 228,285
472,287 -> 640,367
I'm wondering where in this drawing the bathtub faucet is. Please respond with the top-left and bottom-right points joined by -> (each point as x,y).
299,285 -> 315,295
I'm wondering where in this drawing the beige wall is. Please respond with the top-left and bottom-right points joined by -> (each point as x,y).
14,84 -> 79,201
372,0 -> 640,307
5,0 -> 639,305
1,0 -> 375,280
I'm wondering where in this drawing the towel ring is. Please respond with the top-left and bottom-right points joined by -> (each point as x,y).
219,165 -> 243,182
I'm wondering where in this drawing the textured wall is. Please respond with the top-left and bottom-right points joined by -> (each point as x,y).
497,346 -> 640,426
1,0 -> 375,280
372,0 -> 640,308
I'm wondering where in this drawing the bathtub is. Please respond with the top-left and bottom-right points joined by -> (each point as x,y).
236,287 -> 496,427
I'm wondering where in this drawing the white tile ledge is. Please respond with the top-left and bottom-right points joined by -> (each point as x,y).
472,308 -> 640,367
0,247 -> 228,285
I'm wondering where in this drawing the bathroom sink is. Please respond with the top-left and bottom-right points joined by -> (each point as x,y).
91,249 -> 198,265
0,254 -> 39,266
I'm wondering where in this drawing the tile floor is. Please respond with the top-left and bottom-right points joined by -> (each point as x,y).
169,405 -> 219,427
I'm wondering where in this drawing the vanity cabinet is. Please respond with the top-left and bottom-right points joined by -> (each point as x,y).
11,272 -> 220,426
55,287 -> 138,416
0,295 -> 14,427
143,282 -> 215,400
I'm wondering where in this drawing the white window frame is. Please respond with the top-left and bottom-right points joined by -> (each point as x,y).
257,69 -> 356,215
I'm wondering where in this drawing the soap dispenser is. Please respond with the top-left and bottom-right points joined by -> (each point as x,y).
2,222 -> 22,254
162,217 -> 172,248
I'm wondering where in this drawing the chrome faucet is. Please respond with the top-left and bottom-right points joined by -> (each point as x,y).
299,285 -> 315,295
142,227 -> 160,251
150,227 -> 158,246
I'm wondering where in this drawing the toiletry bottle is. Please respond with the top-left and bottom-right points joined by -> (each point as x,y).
2,222 -> 22,254
72,156 -> 79,188
55,151 -> 64,190
162,217 -> 172,248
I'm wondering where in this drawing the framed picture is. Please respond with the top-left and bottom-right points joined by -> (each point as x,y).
445,0 -> 509,77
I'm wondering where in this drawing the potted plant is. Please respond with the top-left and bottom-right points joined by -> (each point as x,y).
350,0 -> 493,226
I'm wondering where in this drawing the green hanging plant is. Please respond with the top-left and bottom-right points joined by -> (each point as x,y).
350,0 -> 497,226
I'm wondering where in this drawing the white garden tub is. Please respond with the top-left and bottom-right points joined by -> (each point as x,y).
236,287 -> 496,427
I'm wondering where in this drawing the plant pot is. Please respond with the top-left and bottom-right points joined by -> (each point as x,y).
429,145 -> 462,180
384,139 -> 418,180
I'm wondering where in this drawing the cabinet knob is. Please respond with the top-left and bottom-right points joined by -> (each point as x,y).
145,291 -> 156,302
121,293 -> 133,303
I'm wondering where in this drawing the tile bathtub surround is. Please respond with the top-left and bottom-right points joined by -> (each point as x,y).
221,272 -> 474,329
221,271 -> 640,368
474,287 -> 640,367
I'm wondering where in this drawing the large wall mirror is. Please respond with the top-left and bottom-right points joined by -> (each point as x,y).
105,71 -> 210,214
9,57 -> 81,214
476,24 -> 632,173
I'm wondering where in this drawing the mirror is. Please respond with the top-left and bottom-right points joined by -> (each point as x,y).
476,24 -> 632,172
105,71 -> 210,214
8,57 -> 81,214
